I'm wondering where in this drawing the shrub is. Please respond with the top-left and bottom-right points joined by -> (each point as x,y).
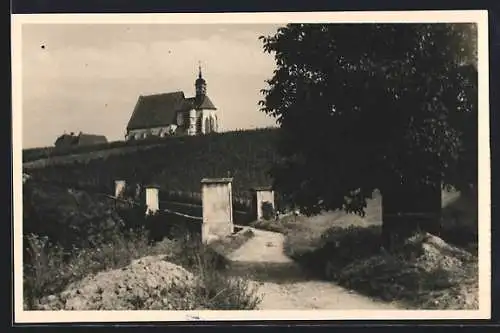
23,228 -> 154,310
192,269 -> 262,310
163,231 -> 262,310
283,225 -> 382,277
23,234 -> 66,309
286,223 -> 478,309
23,180 -> 131,250
176,234 -> 261,310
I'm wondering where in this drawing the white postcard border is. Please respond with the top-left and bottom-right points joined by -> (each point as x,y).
11,10 -> 491,323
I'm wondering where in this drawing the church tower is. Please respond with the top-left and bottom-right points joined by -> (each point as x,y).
187,62 -> 218,136
195,63 -> 207,101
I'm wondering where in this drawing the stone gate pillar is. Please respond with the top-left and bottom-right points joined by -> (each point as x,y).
145,184 -> 160,216
114,180 -> 126,198
252,186 -> 275,220
201,178 -> 234,244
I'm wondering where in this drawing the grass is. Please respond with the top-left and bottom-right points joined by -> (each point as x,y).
23,128 -> 280,202
251,190 -> 478,309
23,227 -> 168,309
22,128 -> 278,163
167,232 -> 262,310
24,227 -> 262,311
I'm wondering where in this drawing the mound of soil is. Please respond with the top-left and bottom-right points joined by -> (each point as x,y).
35,255 -> 195,310
333,232 -> 478,309
402,232 -> 474,269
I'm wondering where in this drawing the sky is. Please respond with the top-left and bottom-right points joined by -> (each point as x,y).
21,24 -> 281,148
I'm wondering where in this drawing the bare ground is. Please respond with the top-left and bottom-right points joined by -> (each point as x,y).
226,228 -> 401,310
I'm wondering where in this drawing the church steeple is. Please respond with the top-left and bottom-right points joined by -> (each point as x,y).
195,61 -> 207,100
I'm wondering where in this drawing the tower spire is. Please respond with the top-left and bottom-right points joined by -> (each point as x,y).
195,61 -> 207,99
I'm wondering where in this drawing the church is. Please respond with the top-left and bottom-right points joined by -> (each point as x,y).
125,65 -> 219,141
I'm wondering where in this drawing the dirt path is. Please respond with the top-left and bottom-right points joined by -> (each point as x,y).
226,228 -> 401,310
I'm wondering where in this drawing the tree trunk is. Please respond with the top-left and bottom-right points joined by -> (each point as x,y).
381,180 -> 442,251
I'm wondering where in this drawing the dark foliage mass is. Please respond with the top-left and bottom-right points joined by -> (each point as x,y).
22,180 -> 204,253
23,180 -> 148,251
259,24 -> 478,218
24,129 -> 280,202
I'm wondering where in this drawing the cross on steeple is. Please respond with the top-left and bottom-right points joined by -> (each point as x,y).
198,61 -> 203,79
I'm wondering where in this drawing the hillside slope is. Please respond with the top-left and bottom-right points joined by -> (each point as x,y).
24,129 -> 280,200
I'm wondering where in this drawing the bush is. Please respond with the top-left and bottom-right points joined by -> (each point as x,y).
284,225 -> 382,277
23,228 -> 155,310
192,270 -> 262,310
170,233 -> 262,310
23,180 -> 132,250
286,223 -> 478,309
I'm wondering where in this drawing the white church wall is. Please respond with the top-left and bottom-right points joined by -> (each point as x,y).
126,126 -> 173,141
199,110 -> 219,134
187,109 -> 197,136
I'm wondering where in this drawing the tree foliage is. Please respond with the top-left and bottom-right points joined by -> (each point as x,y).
259,23 -> 478,216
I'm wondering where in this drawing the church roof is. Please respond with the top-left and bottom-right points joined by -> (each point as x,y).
54,134 -> 77,147
127,91 -> 188,131
127,91 -> 217,131
185,96 -> 217,110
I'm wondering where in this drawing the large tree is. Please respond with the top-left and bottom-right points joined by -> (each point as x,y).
259,23 -> 478,248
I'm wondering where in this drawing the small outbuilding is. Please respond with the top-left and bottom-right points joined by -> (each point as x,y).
54,132 -> 108,148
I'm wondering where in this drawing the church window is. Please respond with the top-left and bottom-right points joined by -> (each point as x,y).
177,112 -> 184,126
205,118 -> 211,133
209,116 -> 215,132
